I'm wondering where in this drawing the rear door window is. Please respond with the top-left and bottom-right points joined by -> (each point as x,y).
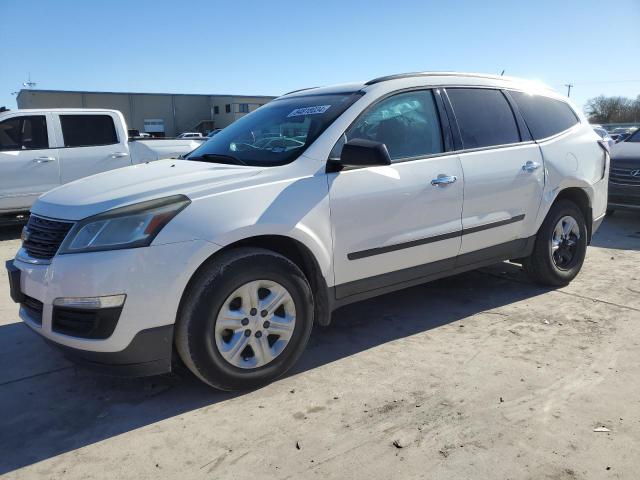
60,114 -> 118,147
510,92 -> 579,140
0,115 -> 49,151
446,88 -> 520,149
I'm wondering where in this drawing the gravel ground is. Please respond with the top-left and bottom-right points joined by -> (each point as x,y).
0,211 -> 638,480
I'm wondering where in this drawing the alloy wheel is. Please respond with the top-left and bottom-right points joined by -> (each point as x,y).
550,215 -> 581,270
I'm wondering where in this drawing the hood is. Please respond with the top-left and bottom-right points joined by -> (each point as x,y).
32,159 -> 263,220
611,142 -> 640,167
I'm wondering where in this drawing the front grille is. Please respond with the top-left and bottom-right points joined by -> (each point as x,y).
609,194 -> 640,206
22,215 -> 74,260
610,167 -> 640,186
21,295 -> 43,325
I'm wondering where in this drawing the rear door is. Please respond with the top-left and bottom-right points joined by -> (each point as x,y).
0,113 -> 60,212
444,87 -> 544,255
328,89 -> 464,298
54,112 -> 131,183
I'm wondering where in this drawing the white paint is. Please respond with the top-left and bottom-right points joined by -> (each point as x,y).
11,73 -> 606,361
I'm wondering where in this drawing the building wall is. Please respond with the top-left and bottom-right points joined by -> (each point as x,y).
129,94 -> 175,136
83,93 -> 133,125
17,90 -> 276,136
174,95 -> 212,134
18,91 -> 83,108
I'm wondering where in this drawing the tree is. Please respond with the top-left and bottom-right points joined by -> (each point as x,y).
585,95 -> 640,124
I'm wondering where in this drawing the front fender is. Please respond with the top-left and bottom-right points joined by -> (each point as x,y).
157,173 -> 335,286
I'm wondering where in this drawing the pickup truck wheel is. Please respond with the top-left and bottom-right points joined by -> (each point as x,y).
522,200 -> 588,287
175,248 -> 314,391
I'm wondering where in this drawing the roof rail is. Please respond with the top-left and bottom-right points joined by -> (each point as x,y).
283,86 -> 320,96
365,71 -> 506,86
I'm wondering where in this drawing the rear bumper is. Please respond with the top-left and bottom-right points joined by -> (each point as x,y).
43,324 -> 175,377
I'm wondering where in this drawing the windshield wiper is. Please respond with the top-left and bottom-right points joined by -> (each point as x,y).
189,153 -> 248,166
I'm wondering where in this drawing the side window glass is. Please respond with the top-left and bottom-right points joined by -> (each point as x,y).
510,91 -> 579,140
332,90 -> 443,161
60,115 -> 118,147
447,88 -> 520,149
0,116 -> 49,151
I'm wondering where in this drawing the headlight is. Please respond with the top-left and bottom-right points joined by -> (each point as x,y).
59,195 -> 190,254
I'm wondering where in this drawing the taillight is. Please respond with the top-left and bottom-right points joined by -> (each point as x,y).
596,139 -> 610,154
596,140 -> 609,180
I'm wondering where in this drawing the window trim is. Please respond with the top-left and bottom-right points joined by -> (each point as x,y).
326,87 -> 452,166
59,113 -> 120,149
0,114 -> 50,151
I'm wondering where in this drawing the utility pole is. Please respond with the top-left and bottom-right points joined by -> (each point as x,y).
564,83 -> 573,98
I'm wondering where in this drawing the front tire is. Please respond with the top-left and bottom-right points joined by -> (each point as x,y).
523,200 -> 588,287
175,248 -> 314,390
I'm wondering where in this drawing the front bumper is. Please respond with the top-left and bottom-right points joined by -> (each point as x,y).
7,239 -> 220,376
44,325 -> 175,376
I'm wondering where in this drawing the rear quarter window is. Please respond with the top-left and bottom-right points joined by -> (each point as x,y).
510,92 -> 579,140
60,114 -> 118,147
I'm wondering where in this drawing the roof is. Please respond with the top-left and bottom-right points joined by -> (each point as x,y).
2,108 -> 123,114
281,72 -> 556,99
364,71 -> 527,85
281,82 -> 365,98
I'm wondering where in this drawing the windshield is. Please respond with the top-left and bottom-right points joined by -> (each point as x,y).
187,92 -> 362,166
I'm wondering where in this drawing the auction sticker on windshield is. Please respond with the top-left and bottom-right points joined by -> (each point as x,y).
287,105 -> 331,117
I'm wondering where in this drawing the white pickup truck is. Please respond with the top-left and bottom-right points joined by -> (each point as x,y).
0,108 -> 204,215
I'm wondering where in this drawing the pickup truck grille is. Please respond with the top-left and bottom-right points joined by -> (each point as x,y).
22,215 -> 74,260
610,167 -> 640,186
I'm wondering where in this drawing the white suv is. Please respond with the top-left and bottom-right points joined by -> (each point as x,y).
7,72 -> 609,390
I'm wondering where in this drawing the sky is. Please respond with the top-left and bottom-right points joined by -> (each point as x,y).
1,0 -> 639,114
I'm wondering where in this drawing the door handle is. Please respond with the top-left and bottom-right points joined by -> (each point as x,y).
522,161 -> 541,172
110,152 -> 129,158
33,156 -> 55,163
431,174 -> 457,187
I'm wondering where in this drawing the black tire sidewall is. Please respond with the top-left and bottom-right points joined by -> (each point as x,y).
538,201 -> 588,283
181,250 -> 313,390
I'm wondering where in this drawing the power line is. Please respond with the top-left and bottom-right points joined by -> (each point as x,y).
571,79 -> 640,85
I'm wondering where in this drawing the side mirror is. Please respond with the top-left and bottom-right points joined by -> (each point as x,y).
337,138 -> 391,168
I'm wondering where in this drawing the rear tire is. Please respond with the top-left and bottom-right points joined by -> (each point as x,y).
175,248 -> 314,390
523,200 -> 588,287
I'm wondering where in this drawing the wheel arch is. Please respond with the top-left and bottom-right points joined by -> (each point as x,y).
178,234 -> 333,328
552,187 -> 593,243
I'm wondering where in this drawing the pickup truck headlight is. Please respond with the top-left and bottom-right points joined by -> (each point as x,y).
59,195 -> 190,254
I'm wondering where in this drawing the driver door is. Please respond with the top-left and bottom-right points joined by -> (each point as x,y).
327,89 -> 464,299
